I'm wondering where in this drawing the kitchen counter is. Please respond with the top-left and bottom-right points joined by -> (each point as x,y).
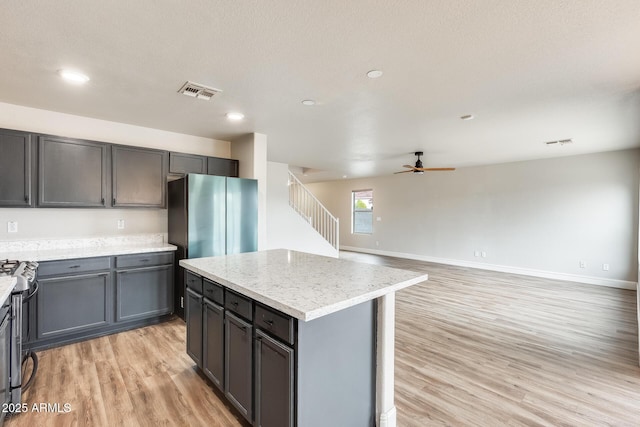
0,234 -> 176,261
180,249 -> 427,321
0,277 -> 16,305
180,249 -> 428,427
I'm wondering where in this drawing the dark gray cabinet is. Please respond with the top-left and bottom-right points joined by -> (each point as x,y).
208,157 -> 239,177
29,251 -> 174,351
0,129 -> 33,207
169,152 -> 207,175
255,330 -> 294,427
203,298 -> 224,391
38,136 -> 108,207
225,311 -> 253,422
36,271 -> 112,339
116,265 -> 173,322
112,145 -> 167,208
186,287 -> 203,368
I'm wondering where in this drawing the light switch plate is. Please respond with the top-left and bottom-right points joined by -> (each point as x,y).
7,221 -> 17,233
117,219 -> 125,230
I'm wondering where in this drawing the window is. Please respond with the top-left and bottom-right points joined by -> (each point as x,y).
352,189 -> 373,234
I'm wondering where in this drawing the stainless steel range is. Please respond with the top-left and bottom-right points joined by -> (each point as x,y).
0,259 -> 39,413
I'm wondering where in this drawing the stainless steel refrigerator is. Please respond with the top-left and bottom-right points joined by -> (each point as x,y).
168,174 -> 258,318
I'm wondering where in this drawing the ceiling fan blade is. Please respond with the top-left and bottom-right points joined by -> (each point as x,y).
402,165 -> 416,169
415,167 -> 456,171
393,170 -> 415,174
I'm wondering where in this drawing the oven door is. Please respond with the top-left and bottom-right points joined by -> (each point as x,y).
0,302 -> 10,424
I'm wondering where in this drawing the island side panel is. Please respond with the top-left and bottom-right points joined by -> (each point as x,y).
297,299 -> 376,427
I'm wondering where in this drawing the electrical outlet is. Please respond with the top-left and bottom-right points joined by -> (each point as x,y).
481,251 -> 487,258
7,221 -> 18,233
579,260 -> 586,268
376,217 -> 382,222
375,241 -> 380,247
602,263 -> 610,271
474,251 -> 480,257
117,219 -> 125,230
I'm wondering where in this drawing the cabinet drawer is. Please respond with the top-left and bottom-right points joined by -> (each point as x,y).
37,257 -> 111,277
255,304 -> 295,345
225,290 -> 252,321
116,252 -> 173,269
203,279 -> 224,305
185,271 -> 203,294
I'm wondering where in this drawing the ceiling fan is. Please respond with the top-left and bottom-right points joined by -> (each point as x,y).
394,151 -> 456,174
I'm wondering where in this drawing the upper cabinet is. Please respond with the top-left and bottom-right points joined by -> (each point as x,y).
170,152 -> 239,178
112,146 -> 167,208
0,129 -> 34,207
38,136 -> 109,208
169,152 -> 207,175
208,157 -> 239,177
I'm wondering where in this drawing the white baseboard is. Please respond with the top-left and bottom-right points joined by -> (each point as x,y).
340,246 -> 637,290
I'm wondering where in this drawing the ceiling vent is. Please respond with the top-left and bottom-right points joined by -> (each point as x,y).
178,81 -> 222,101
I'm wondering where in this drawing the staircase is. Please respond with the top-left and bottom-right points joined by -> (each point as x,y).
288,171 -> 339,251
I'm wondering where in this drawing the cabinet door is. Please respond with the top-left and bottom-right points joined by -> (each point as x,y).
186,288 -> 203,367
225,311 -> 253,422
207,157 -> 239,177
0,129 -> 33,207
255,330 -> 294,427
116,265 -> 173,322
38,136 -> 108,207
112,145 -> 167,207
169,152 -> 206,175
36,272 -> 112,339
203,299 -> 224,391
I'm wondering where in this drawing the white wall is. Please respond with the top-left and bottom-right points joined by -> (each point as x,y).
0,102 -> 230,241
308,149 -> 640,287
266,162 -> 338,257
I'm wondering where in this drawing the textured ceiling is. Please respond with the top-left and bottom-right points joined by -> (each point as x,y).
1,0 -> 640,182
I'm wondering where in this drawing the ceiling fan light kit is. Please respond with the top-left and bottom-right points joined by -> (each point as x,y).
394,151 -> 456,175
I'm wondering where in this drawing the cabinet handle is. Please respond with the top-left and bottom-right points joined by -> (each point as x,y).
24,195 -> 29,203
231,301 -> 239,306
113,198 -> 116,205
264,319 -> 274,326
140,259 -> 149,263
101,198 -> 105,205
68,265 -> 81,269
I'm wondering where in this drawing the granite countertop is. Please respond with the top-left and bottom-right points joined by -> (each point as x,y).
0,277 -> 16,305
180,249 -> 428,321
0,234 -> 176,262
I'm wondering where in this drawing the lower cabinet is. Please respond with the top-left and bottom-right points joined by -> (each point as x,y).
30,251 -> 174,349
224,312 -> 253,422
37,272 -> 112,339
185,288 -> 203,367
116,265 -> 172,322
255,330 -> 294,427
203,298 -> 224,390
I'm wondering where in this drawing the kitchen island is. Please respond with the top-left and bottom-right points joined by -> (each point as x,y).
180,249 -> 428,427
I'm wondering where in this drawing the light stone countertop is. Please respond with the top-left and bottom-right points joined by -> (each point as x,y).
180,249 -> 429,321
0,277 -> 16,306
0,234 -> 176,262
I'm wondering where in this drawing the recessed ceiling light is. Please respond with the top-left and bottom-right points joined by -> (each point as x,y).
301,99 -> 316,106
58,69 -> 90,84
226,112 -> 245,121
460,114 -> 474,120
342,175 -> 347,179
366,70 -> 383,79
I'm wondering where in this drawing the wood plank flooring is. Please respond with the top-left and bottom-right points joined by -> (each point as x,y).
6,252 -> 640,426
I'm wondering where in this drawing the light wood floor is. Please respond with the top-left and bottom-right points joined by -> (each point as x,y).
7,252 -> 640,426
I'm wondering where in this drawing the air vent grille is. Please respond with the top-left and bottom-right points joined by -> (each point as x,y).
178,81 -> 222,101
